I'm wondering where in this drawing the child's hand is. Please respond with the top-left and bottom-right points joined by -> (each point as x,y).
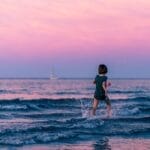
107,82 -> 111,87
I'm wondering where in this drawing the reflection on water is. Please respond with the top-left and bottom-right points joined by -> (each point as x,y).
93,138 -> 111,150
9,138 -> 150,150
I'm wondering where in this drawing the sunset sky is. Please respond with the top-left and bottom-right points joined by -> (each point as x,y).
0,0 -> 150,78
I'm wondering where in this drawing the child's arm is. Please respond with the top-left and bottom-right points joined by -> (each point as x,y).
102,81 -> 111,95
93,76 -> 97,84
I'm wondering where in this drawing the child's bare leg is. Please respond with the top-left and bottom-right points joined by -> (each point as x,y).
105,96 -> 111,117
92,98 -> 99,115
107,104 -> 111,117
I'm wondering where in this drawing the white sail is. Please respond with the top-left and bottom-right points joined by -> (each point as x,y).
50,67 -> 58,80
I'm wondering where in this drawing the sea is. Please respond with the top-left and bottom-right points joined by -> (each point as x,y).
0,78 -> 150,150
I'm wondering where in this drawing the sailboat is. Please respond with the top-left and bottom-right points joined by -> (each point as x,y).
50,68 -> 58,80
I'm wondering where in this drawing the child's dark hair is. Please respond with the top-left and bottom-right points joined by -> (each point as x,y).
98,64 -> 108,74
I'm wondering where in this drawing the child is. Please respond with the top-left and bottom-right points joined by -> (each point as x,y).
92,64 -> 111,117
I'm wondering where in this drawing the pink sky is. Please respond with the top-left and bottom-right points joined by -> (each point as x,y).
0,0 -> 150,77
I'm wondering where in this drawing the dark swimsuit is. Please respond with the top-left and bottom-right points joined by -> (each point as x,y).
94,75 -> 111,105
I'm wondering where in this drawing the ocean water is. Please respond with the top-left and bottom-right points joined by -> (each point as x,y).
0,78 -> 150,150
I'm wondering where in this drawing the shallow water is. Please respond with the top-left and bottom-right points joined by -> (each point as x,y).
0,79 -> 150,149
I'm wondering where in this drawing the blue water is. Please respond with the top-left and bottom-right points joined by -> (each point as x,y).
0,79 -> 150,149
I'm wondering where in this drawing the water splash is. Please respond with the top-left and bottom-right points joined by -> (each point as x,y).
80,99 -> 93,118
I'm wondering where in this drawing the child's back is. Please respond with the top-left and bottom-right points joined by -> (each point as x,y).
92,64 -> 111,117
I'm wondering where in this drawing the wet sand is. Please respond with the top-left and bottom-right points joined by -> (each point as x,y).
2,138 -> 149,150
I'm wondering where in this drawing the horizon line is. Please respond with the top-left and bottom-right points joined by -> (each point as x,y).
0,77 -> 150,80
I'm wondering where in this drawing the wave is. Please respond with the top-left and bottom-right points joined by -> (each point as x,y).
103,116 -> 150,123
17,112 -> 81,119
0,116 -> 149,146
0,117 -> 149,133
0,96 -> 150,102
0,89 -> 17,94
54,91 -> 81,95
109,90 -> 144,94
0,131 -> 78,146
0,97 -> 149,112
